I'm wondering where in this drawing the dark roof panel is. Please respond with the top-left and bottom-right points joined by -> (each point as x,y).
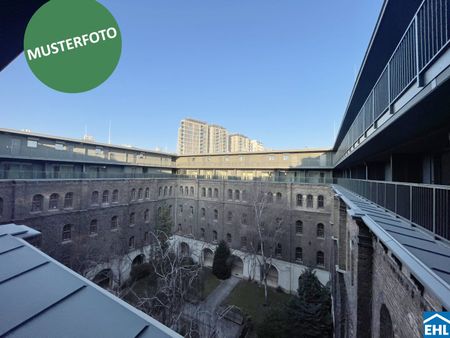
0,229 -> 180,338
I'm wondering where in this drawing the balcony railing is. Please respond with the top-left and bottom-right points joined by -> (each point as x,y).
335,0 -> 450,163
0,169 -> 334,185
336,178 -> 450,241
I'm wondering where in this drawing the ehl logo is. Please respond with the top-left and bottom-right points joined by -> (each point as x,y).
423,312 -> 450,337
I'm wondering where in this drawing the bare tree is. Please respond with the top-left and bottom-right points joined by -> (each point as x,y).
247,180 -> 285,304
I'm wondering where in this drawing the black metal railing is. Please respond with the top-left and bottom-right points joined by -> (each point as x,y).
335,0 -> 450,163
336,178 -> 450,241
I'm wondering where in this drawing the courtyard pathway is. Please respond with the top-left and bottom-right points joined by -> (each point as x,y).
203,275 -> 240,312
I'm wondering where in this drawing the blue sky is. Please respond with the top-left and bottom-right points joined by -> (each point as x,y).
0,0 -> 383,152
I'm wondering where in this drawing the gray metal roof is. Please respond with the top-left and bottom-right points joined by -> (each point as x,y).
0,228 -> 181,338
333,185 -> 450,309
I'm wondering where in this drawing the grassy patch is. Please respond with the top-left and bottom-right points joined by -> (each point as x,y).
201,268 -> 221,300
222,281 -> 292,325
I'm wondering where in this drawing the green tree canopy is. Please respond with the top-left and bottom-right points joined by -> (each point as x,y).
212,240 -> 231,280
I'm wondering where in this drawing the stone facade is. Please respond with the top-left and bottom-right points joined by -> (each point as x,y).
0,177 -> 333,287
332,197 -> 444,338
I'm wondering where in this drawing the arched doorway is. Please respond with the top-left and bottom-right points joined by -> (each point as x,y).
266,265 -> 278,288
231,256 -> 244,277
379,304 -> 394,338
180,242 -> 190,257
203,248 -> 214,267
93,269 -> 112,288
132,254 -> 145,266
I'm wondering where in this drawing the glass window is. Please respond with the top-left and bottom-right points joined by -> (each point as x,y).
111,216 -> 118,229
112,189 -> 119,203
64,192 -> 73,208
102,190 -> 109,204
62,224 -> 72,242
91,191 -> 99,205
317,251 -> 324,267
318,195 -> 324,208
31,194 -> 43,212
317,223 -> 325,238
49,193 -> 59,210
296,220 -> 303,234
307,194 -> 313,208
295,247 -> 303,262
296,194 -> 303,207
89,220 -> 98,235
129,212 -> 135,226
27,139 -> 38,148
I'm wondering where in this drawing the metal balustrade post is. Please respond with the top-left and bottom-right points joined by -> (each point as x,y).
414,15 -> 423,86
433,187 -> 436,234
395,184 -> 398,213
410,185 -> 413,221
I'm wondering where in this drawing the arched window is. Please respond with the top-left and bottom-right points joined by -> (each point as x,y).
227,189 -> 233,200
241,213 -> 248,225
144,209 -> 149,222
275,243 -> 282,257
112,189 -> 119,203
129,236 -> 135,249
145,187 -> 150,199
380,304 -> 394,338
207,188 -> 212,198
180,186 -> 184,195
306,194 -> 313,208
201,187 -> 206,197
267,192 -> 273,203
185,186 -> 188,195
49,193 -> 59,210
89,219 -> 98,235
64,192 -> 73,208
227,211 -> 233,222
317,251 -> 324,267
31,194 -> 44,212
102,190 -> 109,204
169,186 -> 173,196
111,216 -> 118,229
212,230 -> 218,242
276,192 -> 282,203
129,212 -> 135,226
91,191 -> 99,205
235,190 -> 240,201
138,188 -> 143,199
296,220 -> 303,234
226,233 -> 232,243
0,197 -> 3,217
62,224 -> 72,242
131,188 -> 136,201
295,247 -> 303,262
200,227 -> 205,239
190,206 -> 194,216
214,188 -> 219,198
179,204 -> 183,213
190,187 -> 194,196
318,195 -> 324,208
317,223 -> 325,238
163,186 -> 167,196
296,194 -> 303,207
159,187 -> 162,196
177,224 -> 182,232
241,236 -> 247,248
201,207 -> 206,218
214,209 -> 218,220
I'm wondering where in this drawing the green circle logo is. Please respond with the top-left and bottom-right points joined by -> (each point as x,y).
24,0 -> 122,93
